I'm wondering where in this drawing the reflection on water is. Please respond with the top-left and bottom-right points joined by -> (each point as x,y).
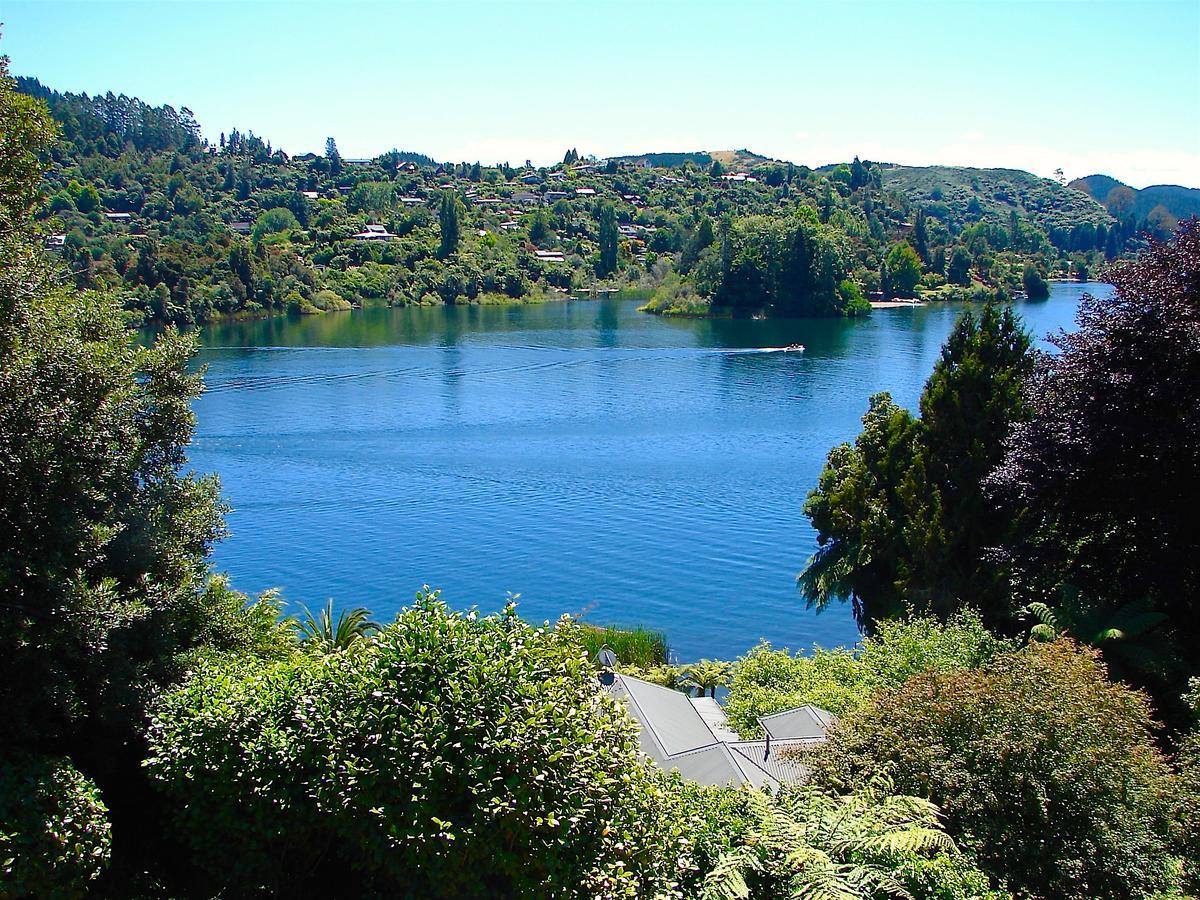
189,283 -> 1111,660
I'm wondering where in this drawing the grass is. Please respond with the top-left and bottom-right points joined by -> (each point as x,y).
576,623 -> 669,668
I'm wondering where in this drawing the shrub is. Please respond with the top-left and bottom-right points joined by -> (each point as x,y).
1173,678 -> 1200,893
574,622 -> 668,669
0,755 -> 111,898
146,592 -> 692,898
724,612 -> 1008,736
696,779 -> 996,900
810,640 -> 1180,899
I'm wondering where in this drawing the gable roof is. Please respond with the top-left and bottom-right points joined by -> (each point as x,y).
608,674 -> 715,757
607,673 -> 833,789
759,705 -> 836,741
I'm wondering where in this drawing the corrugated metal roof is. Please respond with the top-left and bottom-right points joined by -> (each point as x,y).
607,674 -> 829,788
610,675 -> 717,758
759,705 -> 836,741
690,696 -> 741,742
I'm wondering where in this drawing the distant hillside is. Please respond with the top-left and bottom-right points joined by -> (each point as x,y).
1069,174 -> 1200,222
877,164 -> 1114,237
609,149 -> 775,171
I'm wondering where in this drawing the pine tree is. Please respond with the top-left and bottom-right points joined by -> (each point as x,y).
325,136 -> 342,175
596,201 -> 618,277
801,305 -> 1034,629
438,192 -> 460,257
914,208 -> 929,263
850,155 -> 866,190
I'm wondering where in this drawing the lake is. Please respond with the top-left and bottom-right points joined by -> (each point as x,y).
191,282 -> 1110,662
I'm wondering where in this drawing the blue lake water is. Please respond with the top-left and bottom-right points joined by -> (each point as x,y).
190,282 -> 1110,661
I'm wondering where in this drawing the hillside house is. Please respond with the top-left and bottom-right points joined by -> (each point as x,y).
353,224 -> 395,240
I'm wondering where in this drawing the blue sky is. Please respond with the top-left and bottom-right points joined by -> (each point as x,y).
4,0 -> 1198,187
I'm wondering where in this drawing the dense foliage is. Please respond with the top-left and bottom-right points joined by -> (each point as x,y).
810,640 -> 1181,899
697,781 -> 998,900
147,597 -> 695,898
0,53 -> 297,890
20,76 -> 1124,326
990,222 -> 1200,712
801,304 -> 1034,628
0,755 -> 111,898
724,613 -> 1010,736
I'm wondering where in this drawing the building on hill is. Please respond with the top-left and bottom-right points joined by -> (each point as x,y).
603,672 -> 833,788
353,223 -> 395,240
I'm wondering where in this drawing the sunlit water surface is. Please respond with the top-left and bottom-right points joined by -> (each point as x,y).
190,282 -> 1110,660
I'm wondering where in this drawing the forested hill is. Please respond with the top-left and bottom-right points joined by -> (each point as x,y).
1069,173 -> 1200,227
874,164 -> 1113,243
26,73 -> 1143,327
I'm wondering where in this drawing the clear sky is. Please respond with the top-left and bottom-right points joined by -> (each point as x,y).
3,0 -> 1198,188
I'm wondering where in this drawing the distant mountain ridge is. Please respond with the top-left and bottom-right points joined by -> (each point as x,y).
1068,174 -> 1200,222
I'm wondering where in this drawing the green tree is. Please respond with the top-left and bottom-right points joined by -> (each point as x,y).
698,780 -> 982,900
913,208 -> 929,263
0,57 -> 289,888
849,155 -> 867,191
73,181 -> 100,213
882,241 -> 921,298
682,660 -> 731,698
1022,261 -> 1049,299
596,200 -> 618,277
0,755 -> 112,896
438,191 -> 460,257
251,206 -> 299,243
991,223 -> 1200,718
947,246 -> 972,286
802,305 -> 1034,629
812,641 -> 1182,899
324,136 -> 342,175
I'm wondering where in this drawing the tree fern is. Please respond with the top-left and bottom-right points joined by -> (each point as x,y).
699,778 -> 956,900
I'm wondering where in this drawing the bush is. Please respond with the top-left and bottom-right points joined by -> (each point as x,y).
574,622 -> 669,669
1173,678 -> 1200,893
0,755 -> 111,898
810,640 -> 1180,899
146,593 -> 692,898
724,612 -> 1008,736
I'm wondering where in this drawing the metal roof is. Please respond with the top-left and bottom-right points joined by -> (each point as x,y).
607,673 -> 831,789
759,705 -> 837,741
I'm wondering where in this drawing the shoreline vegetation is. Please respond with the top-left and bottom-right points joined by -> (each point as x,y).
24,75 -> 1162,331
